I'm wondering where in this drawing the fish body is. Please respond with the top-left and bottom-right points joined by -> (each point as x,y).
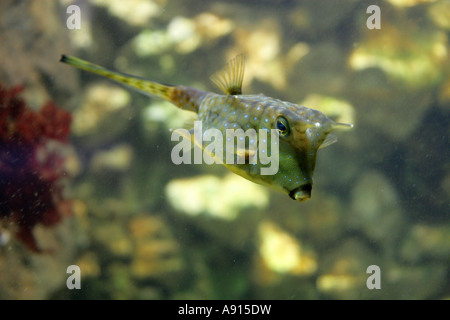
60,54 -> 352,201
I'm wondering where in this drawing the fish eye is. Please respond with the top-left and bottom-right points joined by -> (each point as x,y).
276,116 -> 290,136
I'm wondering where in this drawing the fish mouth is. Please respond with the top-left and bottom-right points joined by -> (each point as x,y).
289,184 -> 312,202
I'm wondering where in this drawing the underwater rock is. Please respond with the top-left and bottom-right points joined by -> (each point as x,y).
252,256 -> 319,299
191,12 -> 235,42
438,77 -> 450,111
349,70 -> 434,141
386,0 -> 437,7
76,252 -> 101,278
168,14 -> 234,54
287,41 -> 348,102
165,173 -> 269,221
131,241 -> 183,278
400,224 -> 450,262
93,222 -> 133,258
142,100 -> 196,135
229,20 -> 310,94
72,83 -> 131,140
132,13 -> 234,57
0,0 -> 77,298
106,263 -> 140,300
348,13 -> 446,140
349,23 -> 447,89
288,0 -> 359,40
0,0 -> 77,106
166,17 -> 200,54
316,239 -> 380,299
348,170 -> 403,246
129,214 -> 168,239
129,215 -> 184,280
321,248 -> 447,299
166,174 -> 269,249
0,217 -> 75,299
91,0 -> 166,27
133,30 -> 176,57
349,65 -> 432,143
232,19 -> 286,90
257,220 -> 317,278
383,263 -> 446,299
90,144 -> 134,173
427,0 -> 450,30
0,227 -> 11,247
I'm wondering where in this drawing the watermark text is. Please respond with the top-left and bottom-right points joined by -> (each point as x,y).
171,121 -> 279,175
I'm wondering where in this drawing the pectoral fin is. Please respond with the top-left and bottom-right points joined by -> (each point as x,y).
319,133 -> 338,149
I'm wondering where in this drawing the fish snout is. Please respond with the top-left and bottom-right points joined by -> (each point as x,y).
289,184 -> 312,202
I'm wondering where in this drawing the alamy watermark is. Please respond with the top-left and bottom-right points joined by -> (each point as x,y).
66,5 -> 81,30
366,5 -> 381,29
65,263 -> 381,291
366,265 -> 381,290
170,121 -> 279,176
66,265 -> 81,289
65,3 -> 381,32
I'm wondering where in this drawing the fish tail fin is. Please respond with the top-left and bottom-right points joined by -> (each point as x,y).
60,55 -> 207,113
60,54 -> 174,101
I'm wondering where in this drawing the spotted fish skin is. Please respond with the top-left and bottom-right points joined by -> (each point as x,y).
60,54 -> 352,202
195,92 -> 336,197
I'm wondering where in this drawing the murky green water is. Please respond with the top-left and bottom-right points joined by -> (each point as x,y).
0,0 -> 448,300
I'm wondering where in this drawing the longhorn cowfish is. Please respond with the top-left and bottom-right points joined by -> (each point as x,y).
60,54 -> 352,201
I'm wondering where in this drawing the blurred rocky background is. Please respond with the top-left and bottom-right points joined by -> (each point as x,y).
0,0 -> 448,299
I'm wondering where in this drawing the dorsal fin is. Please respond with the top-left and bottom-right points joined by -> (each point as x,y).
210,54 -> 245,95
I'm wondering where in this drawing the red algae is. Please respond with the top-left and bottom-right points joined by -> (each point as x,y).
0,84 -> 72,252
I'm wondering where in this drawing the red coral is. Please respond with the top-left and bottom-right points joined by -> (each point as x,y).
0,84 -> 72,252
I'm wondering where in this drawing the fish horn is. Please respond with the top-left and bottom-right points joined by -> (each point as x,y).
332,122 -> 354,129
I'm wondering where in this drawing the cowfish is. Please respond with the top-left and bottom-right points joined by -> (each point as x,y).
60,54 -> 352,202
